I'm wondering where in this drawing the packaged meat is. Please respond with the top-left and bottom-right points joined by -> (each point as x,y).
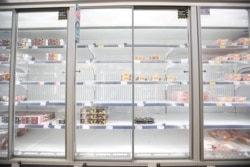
166,76 -> 176,81
121,72 -> 131,81
0,53 -> 9,61
232,37 -> 249,46
215,38 -> 231,46
48,38 -> 64,46
208,129 -> 233,142
136,76 -> 147,81
0,39 -> 11,46
32,38 -> 48,46
150,56 -> 160,60
151,76 -> 161,81
0,95 -> 27,102
135,56 -> 144,61
0,72 -> 10,81
216,96 -> 246,102
46,53 -> 62,61
17,38 -> 31,47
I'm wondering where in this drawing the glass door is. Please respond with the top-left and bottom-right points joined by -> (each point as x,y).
75,8 -> 133,160
133,7 -> 191,159
13,9 -> 67,158
200,8 -> 250,160
0,11 -> 12,158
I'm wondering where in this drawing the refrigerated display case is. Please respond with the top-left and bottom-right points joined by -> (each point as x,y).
12,10 -> 67,158
74,7 -> 191,160
75,8 -> 133,160
200,8 -> 250,160
0,11 -> 12,158
0,1 -> 250,166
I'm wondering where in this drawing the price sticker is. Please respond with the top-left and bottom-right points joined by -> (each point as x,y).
225,102 -> 232,107
215,60 -> 221,64
82,125 -> 89,129
157,125 -> 164,129
219,45 -> 226,49
23,46 -> 29,49
38,82 -> 44,85
181,59 -> 188,63
18,124 -> 25,128
118,44 -> 124,48
137,102 -> 144,107
88,44 -> 94,48
98,44 -> 104,48
106,125 -> 113,130
32,46 -> 38,49
134,60 -> 140,63
85,101 -> 92,106
209,81 -> 216,85
28,61 -> 35,64
136,125 -> 142,130
40,101 -> 46,106
216,102 -> 223,107
121,81 -> 127,85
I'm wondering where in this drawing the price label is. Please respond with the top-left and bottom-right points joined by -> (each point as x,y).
118,44 -> 124,48
40,101 -> 46,106
88,44 -> 94,48
82,125 -> 89,129
32,46 -> 38,49
134,60 -> 140,63
225,102 -> 232,107
136,125 -> 142,130
106,125 -> 113,129
121,81 -> 127,85
216,102 -> 223,107
137,102 -> 144,107
85,102 -> 92,106
98,44 -> 104,48
38,82 -> 44,85
18,124 -> 25,128
209,81 -> 216,85
219,45 -> 226,49
28,61 -> 35,64
23,46 -> 29,49
157,125 -> 164,129
215,60 -> 221,64
181,59 -> 188,63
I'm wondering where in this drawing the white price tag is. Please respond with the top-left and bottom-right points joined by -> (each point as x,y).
157,125 -> 164,129
28,61 -> 35,64
181,59 -> 188,63
121,81 -> 127,85
85,102 -> 92,106
134,60 -> 140,63
40,101 -> 46,106
88,44 -> 94,48
225,102 -> 232,107
18,124 -> 25,128
136,125 -> 142,130
38,82 -> 44,85
32,46 -> 38,49
118,44 -> 124,48
54,125 -> 61,129
106,125 -> 113,129
180,44 -> 186,48
137,102 -> 144,107
82,125 -> 89,129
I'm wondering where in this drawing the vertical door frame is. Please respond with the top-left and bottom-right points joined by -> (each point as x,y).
66,5 -> 76,162
8,8 -> 18,160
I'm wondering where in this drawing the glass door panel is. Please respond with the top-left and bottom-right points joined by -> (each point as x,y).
133,8 -> 190,159
200,8 -> 250,160
75,8 -> 133,160
0,11 -> 12,158
14,10 -> 67,158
